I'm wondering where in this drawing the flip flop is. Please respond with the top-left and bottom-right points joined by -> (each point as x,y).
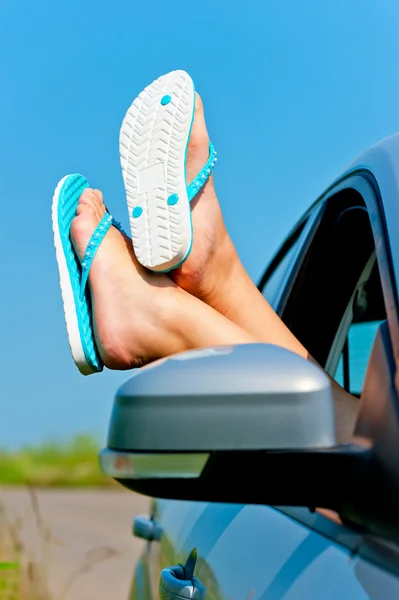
52,173 -> 126,375
120,69 -> 217,272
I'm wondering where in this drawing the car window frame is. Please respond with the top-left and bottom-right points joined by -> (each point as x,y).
260,173 -> 399,374
325,250 -> 379,383
322,173 -> 399,361
259,201 -> 327,313
264,172 -> 399,566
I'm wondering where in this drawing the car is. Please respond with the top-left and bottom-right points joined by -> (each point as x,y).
100,133 -> 399,599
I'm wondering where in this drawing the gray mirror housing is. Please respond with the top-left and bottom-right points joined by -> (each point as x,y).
105,343 -> 335,454
100,344 -> 376,510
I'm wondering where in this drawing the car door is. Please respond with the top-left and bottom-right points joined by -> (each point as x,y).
130,172 -> 399,599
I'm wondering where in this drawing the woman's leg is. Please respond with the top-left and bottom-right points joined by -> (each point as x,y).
169,93 -> 358,442
169,94 -> 309,356
71,188 -> 256,370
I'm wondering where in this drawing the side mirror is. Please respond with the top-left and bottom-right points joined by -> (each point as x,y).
100,344 -> 368,509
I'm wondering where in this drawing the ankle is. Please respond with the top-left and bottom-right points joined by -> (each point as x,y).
96,287 -> 182,370
132,285 -> 194,362
199,238 -> 247,313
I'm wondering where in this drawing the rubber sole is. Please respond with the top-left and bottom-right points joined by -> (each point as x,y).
120,70 -> 195,271
51,174 -> 102,375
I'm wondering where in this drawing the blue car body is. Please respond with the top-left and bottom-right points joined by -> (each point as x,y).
129,134 -> 399,600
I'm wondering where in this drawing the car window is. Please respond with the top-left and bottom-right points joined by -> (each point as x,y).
334,320 -> 384,396
281,190 -> 385,364
272,190 -> 387,400
262,239 -> 302,309
260,203 -> 327,313
260,187 -> 388,403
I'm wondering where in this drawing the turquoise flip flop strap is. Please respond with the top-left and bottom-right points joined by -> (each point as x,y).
187,142 -> 217,202
79,212 -> 127,299
79,212 -> 113,299
112,217 -> 127,236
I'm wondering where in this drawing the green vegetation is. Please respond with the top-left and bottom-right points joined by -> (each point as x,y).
0,435 -> 122,598
0,435 -> 115,487
0,496 -> 50,599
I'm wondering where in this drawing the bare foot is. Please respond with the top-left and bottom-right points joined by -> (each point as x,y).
71,189 -> 186,369
70,189 -> 254,369
168,94 -> 240,304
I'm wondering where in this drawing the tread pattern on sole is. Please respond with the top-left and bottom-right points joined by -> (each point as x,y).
120,70 -> 194,270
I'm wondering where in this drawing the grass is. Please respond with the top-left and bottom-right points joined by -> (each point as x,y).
0,435 -> 121,597
0,490 -> 50,600
0,435 -> 115,487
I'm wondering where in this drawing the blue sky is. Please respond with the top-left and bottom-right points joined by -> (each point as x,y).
1,0 -> 399,448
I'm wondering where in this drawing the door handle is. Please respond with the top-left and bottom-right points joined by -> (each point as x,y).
133,515 -> 163,542
159,548 -> 206,600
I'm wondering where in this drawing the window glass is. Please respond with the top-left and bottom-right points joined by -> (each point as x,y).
334,320 -> 383,395
262,236 -> 303,309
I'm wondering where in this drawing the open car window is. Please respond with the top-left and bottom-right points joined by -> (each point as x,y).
261,187 -> 386,399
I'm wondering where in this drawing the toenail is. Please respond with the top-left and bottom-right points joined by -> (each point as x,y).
132,207 -> 143,218
167,194 -> 179,206
160,95 -> 172,106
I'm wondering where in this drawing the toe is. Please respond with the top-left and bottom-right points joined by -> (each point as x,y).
186,93 -> 211,184
71,188 -> 106,260
92,189 -> 103,202
70,212 -> 95,261
75,201 -> 96,218
79,188 -> 97,205
192,93 -> 208,141
92,189 -> 105,210
92,189 -> 106,221
79,188 -> 105,221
